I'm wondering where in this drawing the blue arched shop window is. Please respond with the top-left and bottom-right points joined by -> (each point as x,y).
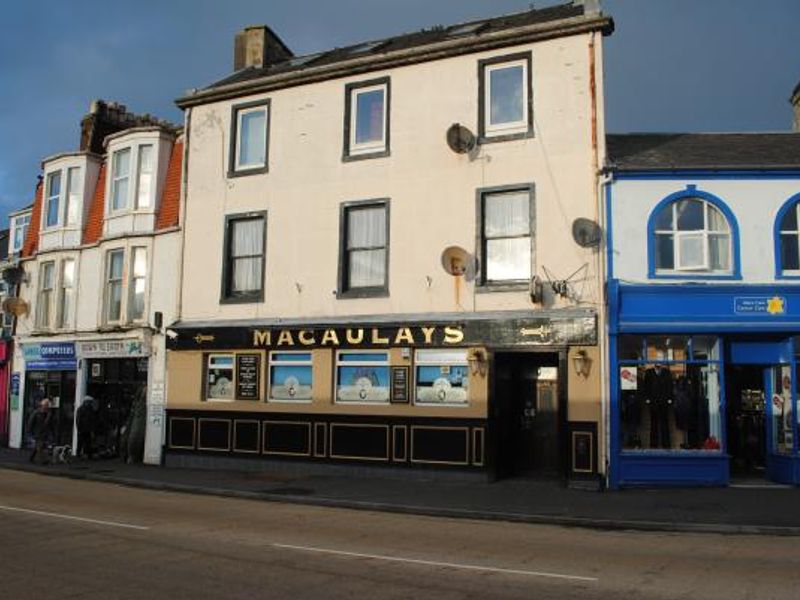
774,192 -> 800,278
647,185 -> 741,279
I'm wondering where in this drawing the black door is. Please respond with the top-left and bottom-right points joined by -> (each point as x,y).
725,365 -> 766,477
493,352 -> 561,478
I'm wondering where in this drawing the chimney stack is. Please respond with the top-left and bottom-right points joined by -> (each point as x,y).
234,25 -> 293,71
792,81 -> 800,132
79,99 -> 179,154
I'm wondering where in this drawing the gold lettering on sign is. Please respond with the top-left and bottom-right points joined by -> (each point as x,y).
298,330 -> 315,346
277,330 -> 295,346
371,328 -> 390,344
444,326 -> 464,344
421,327 -> 436,344
194,334 -> 215,344
321,329 -> 340,346
394,327 -> 415,345
346,328 -> 364,344
253,330 -> 271,347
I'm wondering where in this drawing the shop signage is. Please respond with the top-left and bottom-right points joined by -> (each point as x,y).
77,340 -> 148,358
23,342 -> 77,370
620,366 -> 638,390
733,296 -> 786,316
167,315 -> 597,351
236,354 -> 260,400
390,366 -> 410,404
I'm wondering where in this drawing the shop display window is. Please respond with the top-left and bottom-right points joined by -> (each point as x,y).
618,335 -> 722,451
415,349 -> 469,405
335,351 -> 390,403
269,352 -> 312,402
206,354 -> 235,401
770,365 -> 794,455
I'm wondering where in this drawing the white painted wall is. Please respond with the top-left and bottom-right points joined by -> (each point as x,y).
609,177 -> 800,283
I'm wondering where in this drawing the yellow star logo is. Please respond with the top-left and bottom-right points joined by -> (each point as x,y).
767,296 -> 785,315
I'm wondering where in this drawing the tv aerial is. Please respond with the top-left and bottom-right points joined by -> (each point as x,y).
571,218 -> 602,248
440,246 -> 473,277
446,123 -> 476,154
542,264 -> 588,299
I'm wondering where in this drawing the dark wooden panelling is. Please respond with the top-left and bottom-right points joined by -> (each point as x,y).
330,424 -> 389,461
263,421 -> 311,456
314,423 -> 327,457
198,419 -> 231,451
169,417 -> 196,449
411,426 -> 469,465
392,425 -> 407,462
233,420 -> 260,453
569,421 -> 598,476
472,427 -> 485,466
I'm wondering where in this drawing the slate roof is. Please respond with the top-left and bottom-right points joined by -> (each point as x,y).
188,2 -> 610,101
606,133 -> 800,171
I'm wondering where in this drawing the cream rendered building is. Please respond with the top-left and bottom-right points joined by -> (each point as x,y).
167,1 -> 612,482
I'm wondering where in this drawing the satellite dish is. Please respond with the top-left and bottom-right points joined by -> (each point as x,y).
571,218 -> 602,248
441,246 -> 472,276
446,123 -> 476,154
2,297 -> 28,317
2,266 -> 25,285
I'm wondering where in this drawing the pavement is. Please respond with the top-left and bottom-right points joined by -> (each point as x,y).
2,447 -> 800,536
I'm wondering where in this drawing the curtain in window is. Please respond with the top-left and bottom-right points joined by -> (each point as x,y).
484,191 -> 530,281
348,207 -> 386,288
231,219 -> 263,293
484,191 -> 529,237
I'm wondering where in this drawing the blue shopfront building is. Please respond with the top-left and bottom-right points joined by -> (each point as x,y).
605,133 -> 800,487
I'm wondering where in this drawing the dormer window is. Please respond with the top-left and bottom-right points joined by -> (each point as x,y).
65,167 -> 81,225
45,172 -> 61,228
135,145 -> 154,209
10,213 -> 30,254
111,148 -> 131,211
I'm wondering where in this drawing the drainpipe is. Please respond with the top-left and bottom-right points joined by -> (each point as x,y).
175,107 -> 191,326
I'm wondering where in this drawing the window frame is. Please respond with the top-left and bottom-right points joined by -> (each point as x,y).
228,99 -> 270,177
44,171 -> 62,229
646,186 -> 741,280
220,211 -> 268,304
134,144 -> 155,210
64,166 -> 81,226
334,349 -> 391,405
11,213 -> 31,253
204,353 -> 237,402
337,198 -> 390,299
342,76 -> 391,161
475,183 -> 536,290
128,246 -> 148,322
110,148 -> 132,213
35,261 -> 56,329
413,349 -> 470,407
268,351 -> 313,403
104,248 -> 126,324
774,192 -> 800,279
477,52 -> 534,144
56,258 -> 76,330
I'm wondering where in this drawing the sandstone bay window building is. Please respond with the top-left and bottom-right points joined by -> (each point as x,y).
167,2 -> 612,480
8,101 -> 183,464
605,133 -> 800,487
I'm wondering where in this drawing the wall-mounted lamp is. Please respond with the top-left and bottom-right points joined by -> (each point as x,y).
467,348 -> 488,377
572,349 -> 592,378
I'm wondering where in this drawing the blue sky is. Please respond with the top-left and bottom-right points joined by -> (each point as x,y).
0,0 -> 797,217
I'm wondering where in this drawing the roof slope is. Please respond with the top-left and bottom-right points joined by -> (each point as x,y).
156,141 -> 183,230
607,133 -> 800,171
21,181 -> 42,257
82,163 -> 107,245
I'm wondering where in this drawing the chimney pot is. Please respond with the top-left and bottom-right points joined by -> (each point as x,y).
234,25 -> 293,71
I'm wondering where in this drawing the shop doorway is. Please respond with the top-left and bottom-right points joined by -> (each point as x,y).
493,352 -> 563,478
725,365 -> 766,478
22,370 -> 76,448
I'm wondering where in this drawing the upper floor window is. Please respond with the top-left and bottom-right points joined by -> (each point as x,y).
229,100 -> 269,176
776,196 -> 800,277
651,195 -> 733,276
65,167 -> 81,225
111,148 -> 131,211
338,200 -> 389,298
45,172 -> 61,228
344,77 -> 390,160
129,247 -> 148,321
105,249 -> 125,322
221,212 -> 266,303
477,185 -> 534,286
135,145 -> 154,209
35,262 -> 55,328
478,52 -> 532,142
11,214 -> 30,253
57,259 -> 75,329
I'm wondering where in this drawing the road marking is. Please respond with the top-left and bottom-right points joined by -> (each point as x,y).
0,505 -> 149,531
272,543 -> 598,582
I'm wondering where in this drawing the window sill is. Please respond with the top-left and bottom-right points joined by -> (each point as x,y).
268,398 -> 313,404
336,287 -> 389,300
649,272 -> 741,281
227,165 -> 269,178
475,282 -> 529,293
342,149 -> 390,163
478,129 -> 534,145
413,402 -> 469,408
220,293 -> 264,305
334,400 -> 391,406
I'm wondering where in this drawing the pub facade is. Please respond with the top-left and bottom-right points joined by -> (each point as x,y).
166,2 -> 612,481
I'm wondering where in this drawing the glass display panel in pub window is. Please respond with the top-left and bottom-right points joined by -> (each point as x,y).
415,349 -> 469,405
336,351 -> 390,403
207,354 -> 235,400
269,352 -> 313,401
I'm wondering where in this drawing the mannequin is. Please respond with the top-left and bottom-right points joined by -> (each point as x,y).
643,364 -> 672,449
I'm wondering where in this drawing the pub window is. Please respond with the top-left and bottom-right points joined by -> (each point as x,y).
335,351 -> 390,404
414,349 -> 469,406
618,335 -> 722,452
343,77 -> 390,159
35,261 -> 55,328
269,352 -> 313,402
478,52 -> 532,142
221,212 -> 266,303
338,200 -> 389,298
206,354 -> 235,401
229,100 -> 269,175
478,186 -> 533,285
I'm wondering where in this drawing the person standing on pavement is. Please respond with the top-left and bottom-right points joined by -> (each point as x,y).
27,398 -> 53,464
76,395 -> 97,459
